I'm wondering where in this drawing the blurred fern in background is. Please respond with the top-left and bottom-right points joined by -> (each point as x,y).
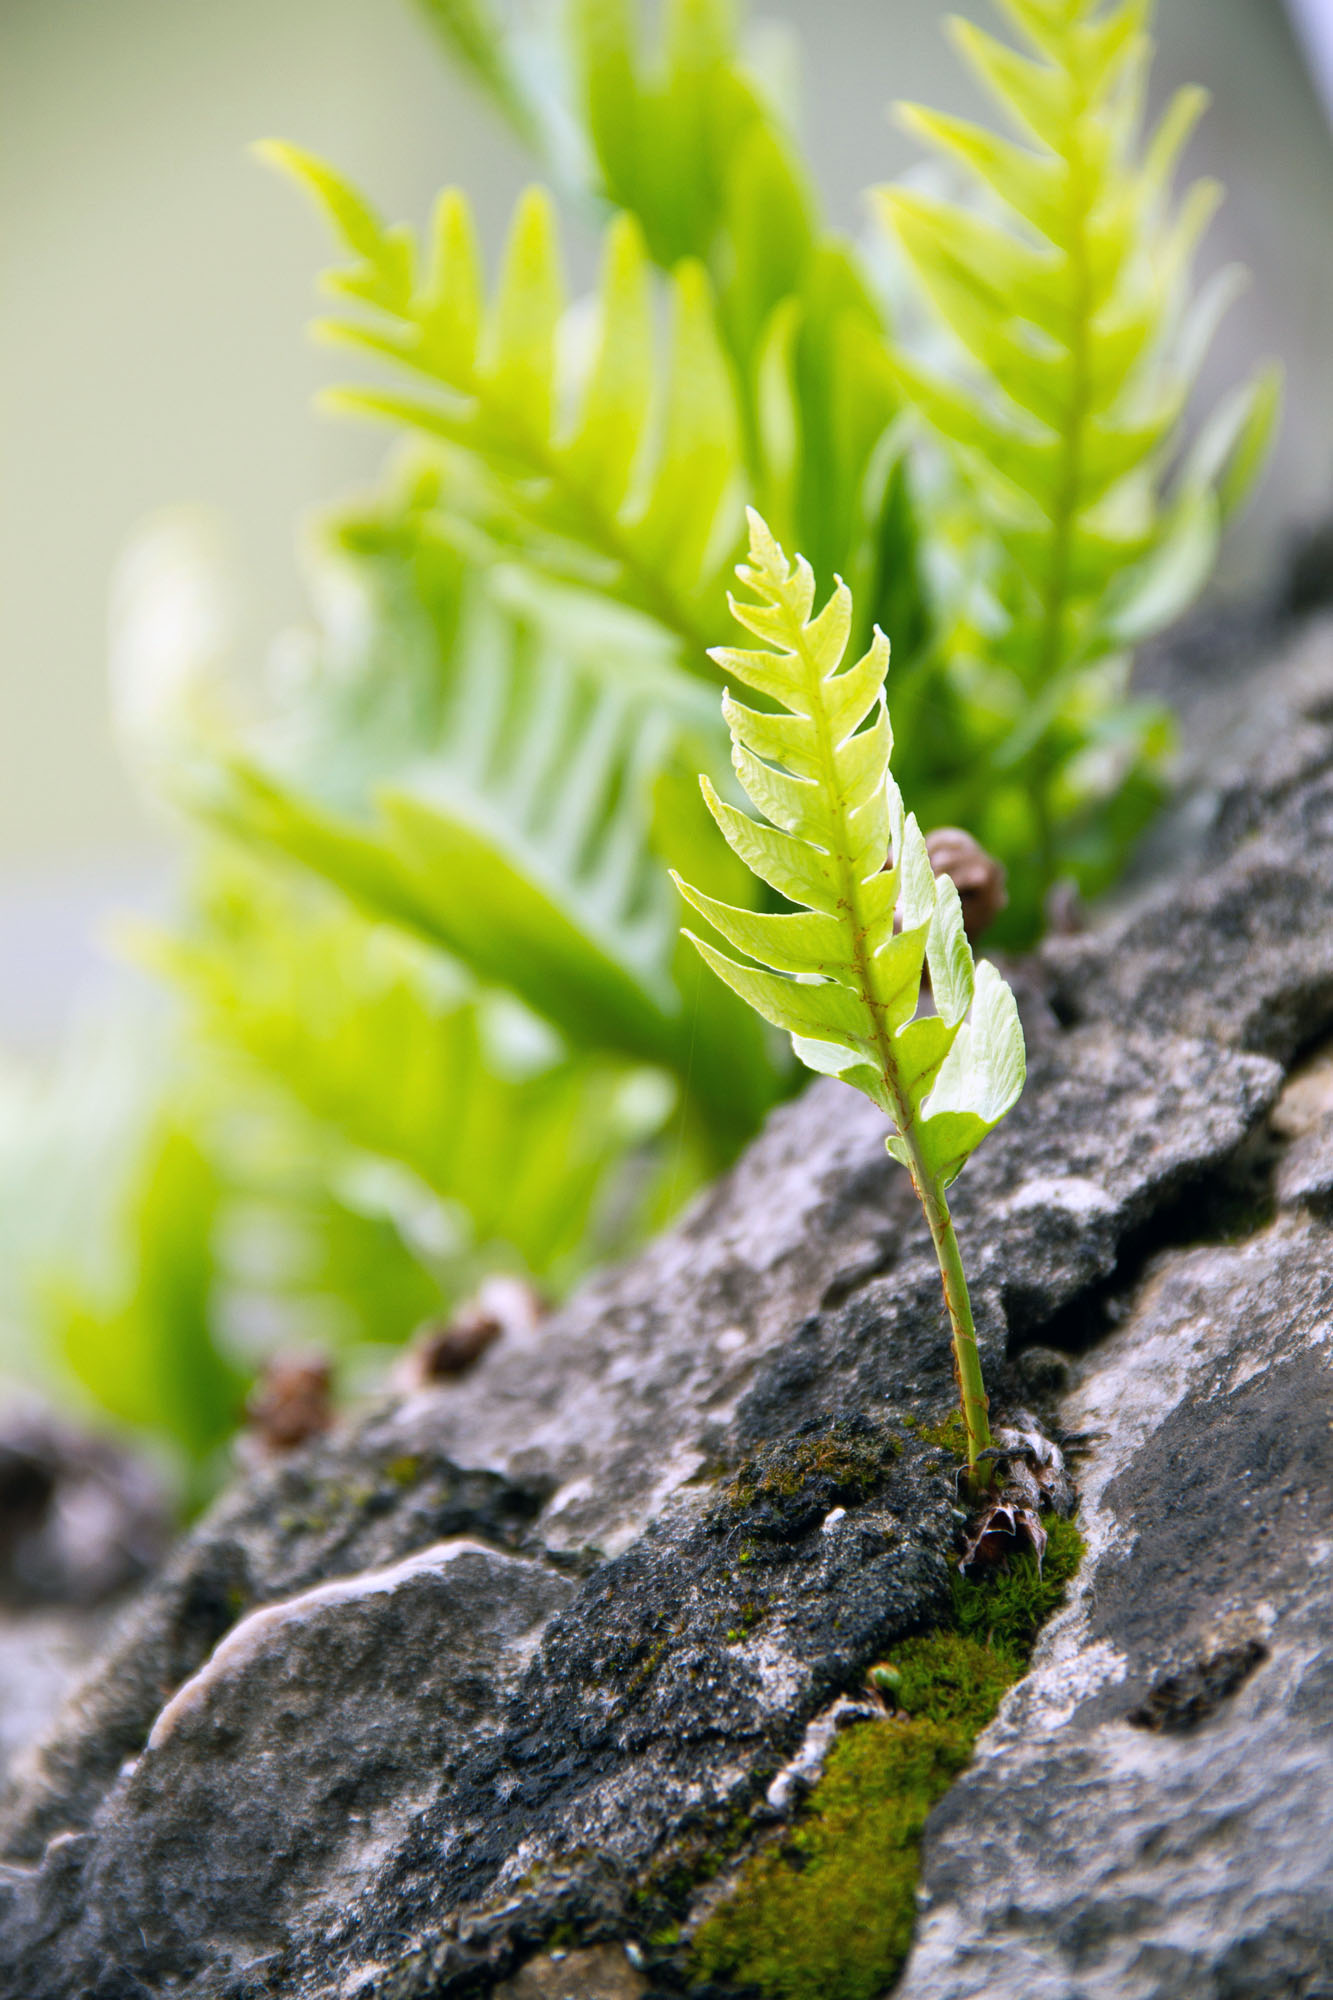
11,0 -> 1277,1497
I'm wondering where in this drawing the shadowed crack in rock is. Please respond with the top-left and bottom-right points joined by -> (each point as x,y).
5,628 -> 1333,1998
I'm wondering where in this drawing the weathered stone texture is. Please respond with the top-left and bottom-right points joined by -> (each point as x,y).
5,621 -> 1333,1998
903,1213 -> 1333,2000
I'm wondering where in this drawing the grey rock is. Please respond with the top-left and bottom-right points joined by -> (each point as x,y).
0,1401 -> 169,1792
0,1609 -> 108,1787
1274,1111 -> 1333,1210
4,627 -> 1333,1997
0,1436 -> 550,1864
902,1214 -> 1333,2000
0,1400 -> 168,1609
2,1543 -> 574,2000
1043,626 -> 1333,1064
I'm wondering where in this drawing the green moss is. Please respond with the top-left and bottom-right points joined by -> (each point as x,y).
950,1513 -> 1083,1658
688,1520 -> 1084,2000
692,1718 -> 965,1999
725,1598 -> 767,1641
908,1408 -> 969,1458
723,1419 -> 899,1514
384,1452 -> 422,1488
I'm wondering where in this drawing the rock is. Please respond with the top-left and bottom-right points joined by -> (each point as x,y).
0,1609 -> 110,1786
1,1543 -> 575,2000
1043,622 -> 1333,1062
0,1401 -> 168,1610
0,1402 -> 170,1793
5,623 -> 1333,1997
902,1213 -> 1333,2000
493,1943 -> 647,1999
0,1437 -> 549,1864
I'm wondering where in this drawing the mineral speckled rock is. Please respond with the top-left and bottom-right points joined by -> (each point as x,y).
0,1439 -> 550,1865
1,1544 -> 574,2000
900,1210 -> 1333,2000
5,626 -> 1333,1998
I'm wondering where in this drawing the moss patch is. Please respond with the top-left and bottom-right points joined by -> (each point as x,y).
903,1408 -> 969,1460
724,1420 -> 898,1513
717,1414 -> 904,1548
689,1516 -> 1083,2000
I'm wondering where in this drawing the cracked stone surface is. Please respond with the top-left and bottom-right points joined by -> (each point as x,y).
903,1208 -> 1333,2000
4,624 -> 1333,1998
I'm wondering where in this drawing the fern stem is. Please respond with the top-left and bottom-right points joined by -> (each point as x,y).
911,1158 -> 992,1486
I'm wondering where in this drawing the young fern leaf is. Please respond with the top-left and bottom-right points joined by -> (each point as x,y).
149,861 -> 665,1287
260,144 -> 744,658
185,501 -> 780,1156
674,512 -> 1026,1480
876,0 -> 1280,922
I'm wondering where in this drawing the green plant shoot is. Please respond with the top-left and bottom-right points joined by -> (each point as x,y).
876,0 -> 1280,930
674,512 -> 1026,1481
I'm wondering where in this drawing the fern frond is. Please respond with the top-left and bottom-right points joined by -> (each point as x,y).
677,513 -> 1026,1476
567,0 -> 901,602
876,0 -> 1279,923
261,145 -> 746,656
195,503 -> 783,1154
675,511 -> 1025,1190
572,0 -> 815,346
150,863 -> 670,1286
413,0 -> 550,153
50,1119 -> 244,1483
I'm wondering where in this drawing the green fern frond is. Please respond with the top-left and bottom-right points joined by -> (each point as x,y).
261,144 -> 745,655
151,863 -> 670,1287
567,0 -> 901,601
572,0 -> 814,344
49,1120 -> 244,1489
196,501 -> 783,1156
676,508 -> 1024,1184
876,0 -> 1280,921
675,512 -> 1026,1475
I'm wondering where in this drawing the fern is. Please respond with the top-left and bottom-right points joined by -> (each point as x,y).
675,513 -> 1025,1478
876,0 -> 1279,931
38,2 -> 1281,1479
413,0 -> 550,153
567,0 -> 909,606
195,493 -> 783,1160
146,858 -> 677,1291
49,1120 -> 245,1495
263,147 -> 745,656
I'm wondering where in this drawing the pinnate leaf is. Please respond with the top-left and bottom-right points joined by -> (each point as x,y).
678,512 -> 1025,1184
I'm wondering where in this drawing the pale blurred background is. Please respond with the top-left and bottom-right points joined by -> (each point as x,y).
2,0 -> 1332,1051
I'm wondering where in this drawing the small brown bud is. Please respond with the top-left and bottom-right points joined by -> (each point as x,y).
408,1276 -> 547,1386
245,1352 -> 334,1453
415,1307 -> 502,1382
924,827 -> 1007,940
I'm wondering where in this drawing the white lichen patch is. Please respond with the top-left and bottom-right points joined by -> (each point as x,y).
1002,1175 -> 1116,1220
746,1636 -> 811,1715
764,1696 -> 878,1814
